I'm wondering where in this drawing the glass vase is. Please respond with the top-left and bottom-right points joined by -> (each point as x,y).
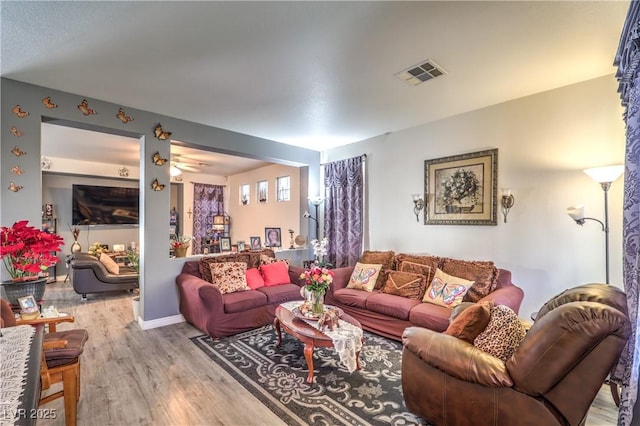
311,290 -> 325,316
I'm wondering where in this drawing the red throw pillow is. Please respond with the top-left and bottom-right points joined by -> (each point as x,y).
260,262 -> 290,286
246,268 -> 265,289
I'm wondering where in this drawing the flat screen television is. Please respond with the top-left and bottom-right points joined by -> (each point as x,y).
72,184 -> 139,225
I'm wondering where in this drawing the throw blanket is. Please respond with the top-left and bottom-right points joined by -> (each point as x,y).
280,301 -> 363,372
0,325 -> 36,426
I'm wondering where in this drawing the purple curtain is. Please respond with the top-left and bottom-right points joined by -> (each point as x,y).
324,155 -> 365,268
192,183 -> 224,255
612,4 -> 640,425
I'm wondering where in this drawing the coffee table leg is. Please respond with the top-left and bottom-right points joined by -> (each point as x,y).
304,343 -> 315,383
274,318 -> 282,347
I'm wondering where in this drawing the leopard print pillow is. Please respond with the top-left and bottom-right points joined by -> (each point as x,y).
473,305 -> 526,362
208,262 -> 250,294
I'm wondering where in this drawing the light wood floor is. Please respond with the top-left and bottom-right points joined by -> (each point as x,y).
35,280 -> 618,426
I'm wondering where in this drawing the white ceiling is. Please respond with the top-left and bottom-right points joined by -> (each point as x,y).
2,1 -> 630,168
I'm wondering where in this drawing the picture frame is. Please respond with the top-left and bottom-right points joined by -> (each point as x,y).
264,227 -> 282,248
231,244 -> 238,253
213,215 -> 225,225
237,241 -> 246,251
249,236 -> 262,250
44,203 -> 54,218
18,295 -> 38,311
220,237 -> 231,252
424,149 -> 497,226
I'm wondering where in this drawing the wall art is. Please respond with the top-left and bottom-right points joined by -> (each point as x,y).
151,179 -> 165,191
8,182 -> 23,192
77,99 -> 97,116
11,166 -> 24,175
41,156 -> 52,170
152,152 -> 167,165
11,146 -> 26,157
116,108 -> 134,123
42,96 -> 57,109
154,123 -> 172,140
424,149 -> 497,226
118,166 -> 129,177
11,105 -> 29,118
10,126 -> 24,137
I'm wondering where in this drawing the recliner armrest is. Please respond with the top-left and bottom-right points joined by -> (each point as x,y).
71,259 -> 138,284
402,326 -> 513,387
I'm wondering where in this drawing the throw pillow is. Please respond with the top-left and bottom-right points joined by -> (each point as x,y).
259,261 -> 290,286
259,254 -> 290,267
381,271 -> 427,301
359,251 -> 395,290
99,252 -> 120,275
441,257 -> 498,302
422,268 -> 473,308
209,262 -> 250,294
346,262 -> 383,292
474,304 -> 527,362
399,260 -> 436,284
445,301 -> 494,343
199,254 -> 251,283
245,268 -> 265,290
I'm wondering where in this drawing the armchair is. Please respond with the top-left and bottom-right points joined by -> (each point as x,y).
1,299 -> 89,426
69,253 -> 138,299
401,283 -> 631,426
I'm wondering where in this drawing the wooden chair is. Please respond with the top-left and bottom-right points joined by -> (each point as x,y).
1,298 -> 88,426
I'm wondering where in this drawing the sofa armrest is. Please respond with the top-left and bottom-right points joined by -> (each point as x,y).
329,266 -> 355,293
176,273 -> 223,310
478,284 -> 524,315
402,326 -> 513,387
288,266 -> 306,286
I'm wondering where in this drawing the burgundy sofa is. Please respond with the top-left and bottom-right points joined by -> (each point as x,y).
325,259 -> 524,342
175,250 -> 305,338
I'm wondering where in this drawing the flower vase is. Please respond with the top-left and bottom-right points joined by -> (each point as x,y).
311,290 -> 325,316
174,246 -> 188,258
1,277 -> 47,306
71,240 -> 82,253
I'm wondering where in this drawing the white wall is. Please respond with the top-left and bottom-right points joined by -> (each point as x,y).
325,75 -> 626,318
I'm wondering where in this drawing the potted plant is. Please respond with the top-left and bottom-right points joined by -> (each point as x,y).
171,235 -> 192,257
1,220 -> 64,305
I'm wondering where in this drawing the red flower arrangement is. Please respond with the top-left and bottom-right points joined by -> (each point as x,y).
0,220 -> 64,281
299,266 -> 334,294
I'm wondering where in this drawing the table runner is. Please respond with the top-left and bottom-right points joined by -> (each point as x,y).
0,325 -> 36,426
280,301 -> 363,372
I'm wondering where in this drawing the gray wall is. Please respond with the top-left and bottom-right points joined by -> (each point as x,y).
1,78 -> 320,322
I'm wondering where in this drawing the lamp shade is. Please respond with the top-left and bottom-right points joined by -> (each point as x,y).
583,165 -> 624,183
567,205 -> 585,221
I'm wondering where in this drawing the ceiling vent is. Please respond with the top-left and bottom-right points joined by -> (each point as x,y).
394,59 -> 446,86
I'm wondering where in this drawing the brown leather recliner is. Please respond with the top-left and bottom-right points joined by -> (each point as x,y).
401,283 -> 630,426
70,253 -> 138,299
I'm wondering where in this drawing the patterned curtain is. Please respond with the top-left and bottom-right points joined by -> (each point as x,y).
324,155 -> 365,268
612,4 -> 640,425
192,183 -> 224,255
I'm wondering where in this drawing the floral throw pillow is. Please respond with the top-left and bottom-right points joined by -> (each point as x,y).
346,262 -> 382,292
422,268 -> 473,308
259,254 -> 290,267
209,262 -> 250,294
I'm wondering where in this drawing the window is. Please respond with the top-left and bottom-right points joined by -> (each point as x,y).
276,176 -> 290,202
257,180 -> 268,203
240,184 -> 250,205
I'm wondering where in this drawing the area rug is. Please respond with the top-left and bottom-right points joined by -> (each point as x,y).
191,325 -> 428,426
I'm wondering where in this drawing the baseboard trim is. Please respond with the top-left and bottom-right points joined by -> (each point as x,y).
138,314 -> 185,330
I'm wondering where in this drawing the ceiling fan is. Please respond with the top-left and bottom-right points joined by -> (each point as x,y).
170,155 -> 214,175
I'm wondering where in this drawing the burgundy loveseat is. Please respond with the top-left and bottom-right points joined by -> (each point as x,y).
325,253 -> 524,341
176,249 -> 305,338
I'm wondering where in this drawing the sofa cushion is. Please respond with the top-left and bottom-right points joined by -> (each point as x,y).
445,300 -> 494,343
423,268 -> 473,308
99,252 -> 119,274
441,257 -> 498,302
381,271 -> 426,301
256,283 -> 301,304
359,250 -> 395,290
365,292 -> 421,320
408,303 -> 451,332
246,268 -> 265,290
199,253 -> 251,283
209,262 -> 250,294
333,288 -> 372,309
474,304 -> 526,362
248,249 -> 276,269
260,261 -> 290,286
223,290 -> 268,314
347,262 -> 383,292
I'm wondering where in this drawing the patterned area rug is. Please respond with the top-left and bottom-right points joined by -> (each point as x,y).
191,325 -> 428,426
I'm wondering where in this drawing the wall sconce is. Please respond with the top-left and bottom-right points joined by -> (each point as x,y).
411,194 -> 424,222
501,189 -> 515,223
567,164 -> 624,284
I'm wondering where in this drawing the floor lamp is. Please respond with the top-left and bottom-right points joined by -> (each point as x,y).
567,165 -> 624,284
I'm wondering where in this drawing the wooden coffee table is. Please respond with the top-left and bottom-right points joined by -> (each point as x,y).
274,304 -> 362,383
